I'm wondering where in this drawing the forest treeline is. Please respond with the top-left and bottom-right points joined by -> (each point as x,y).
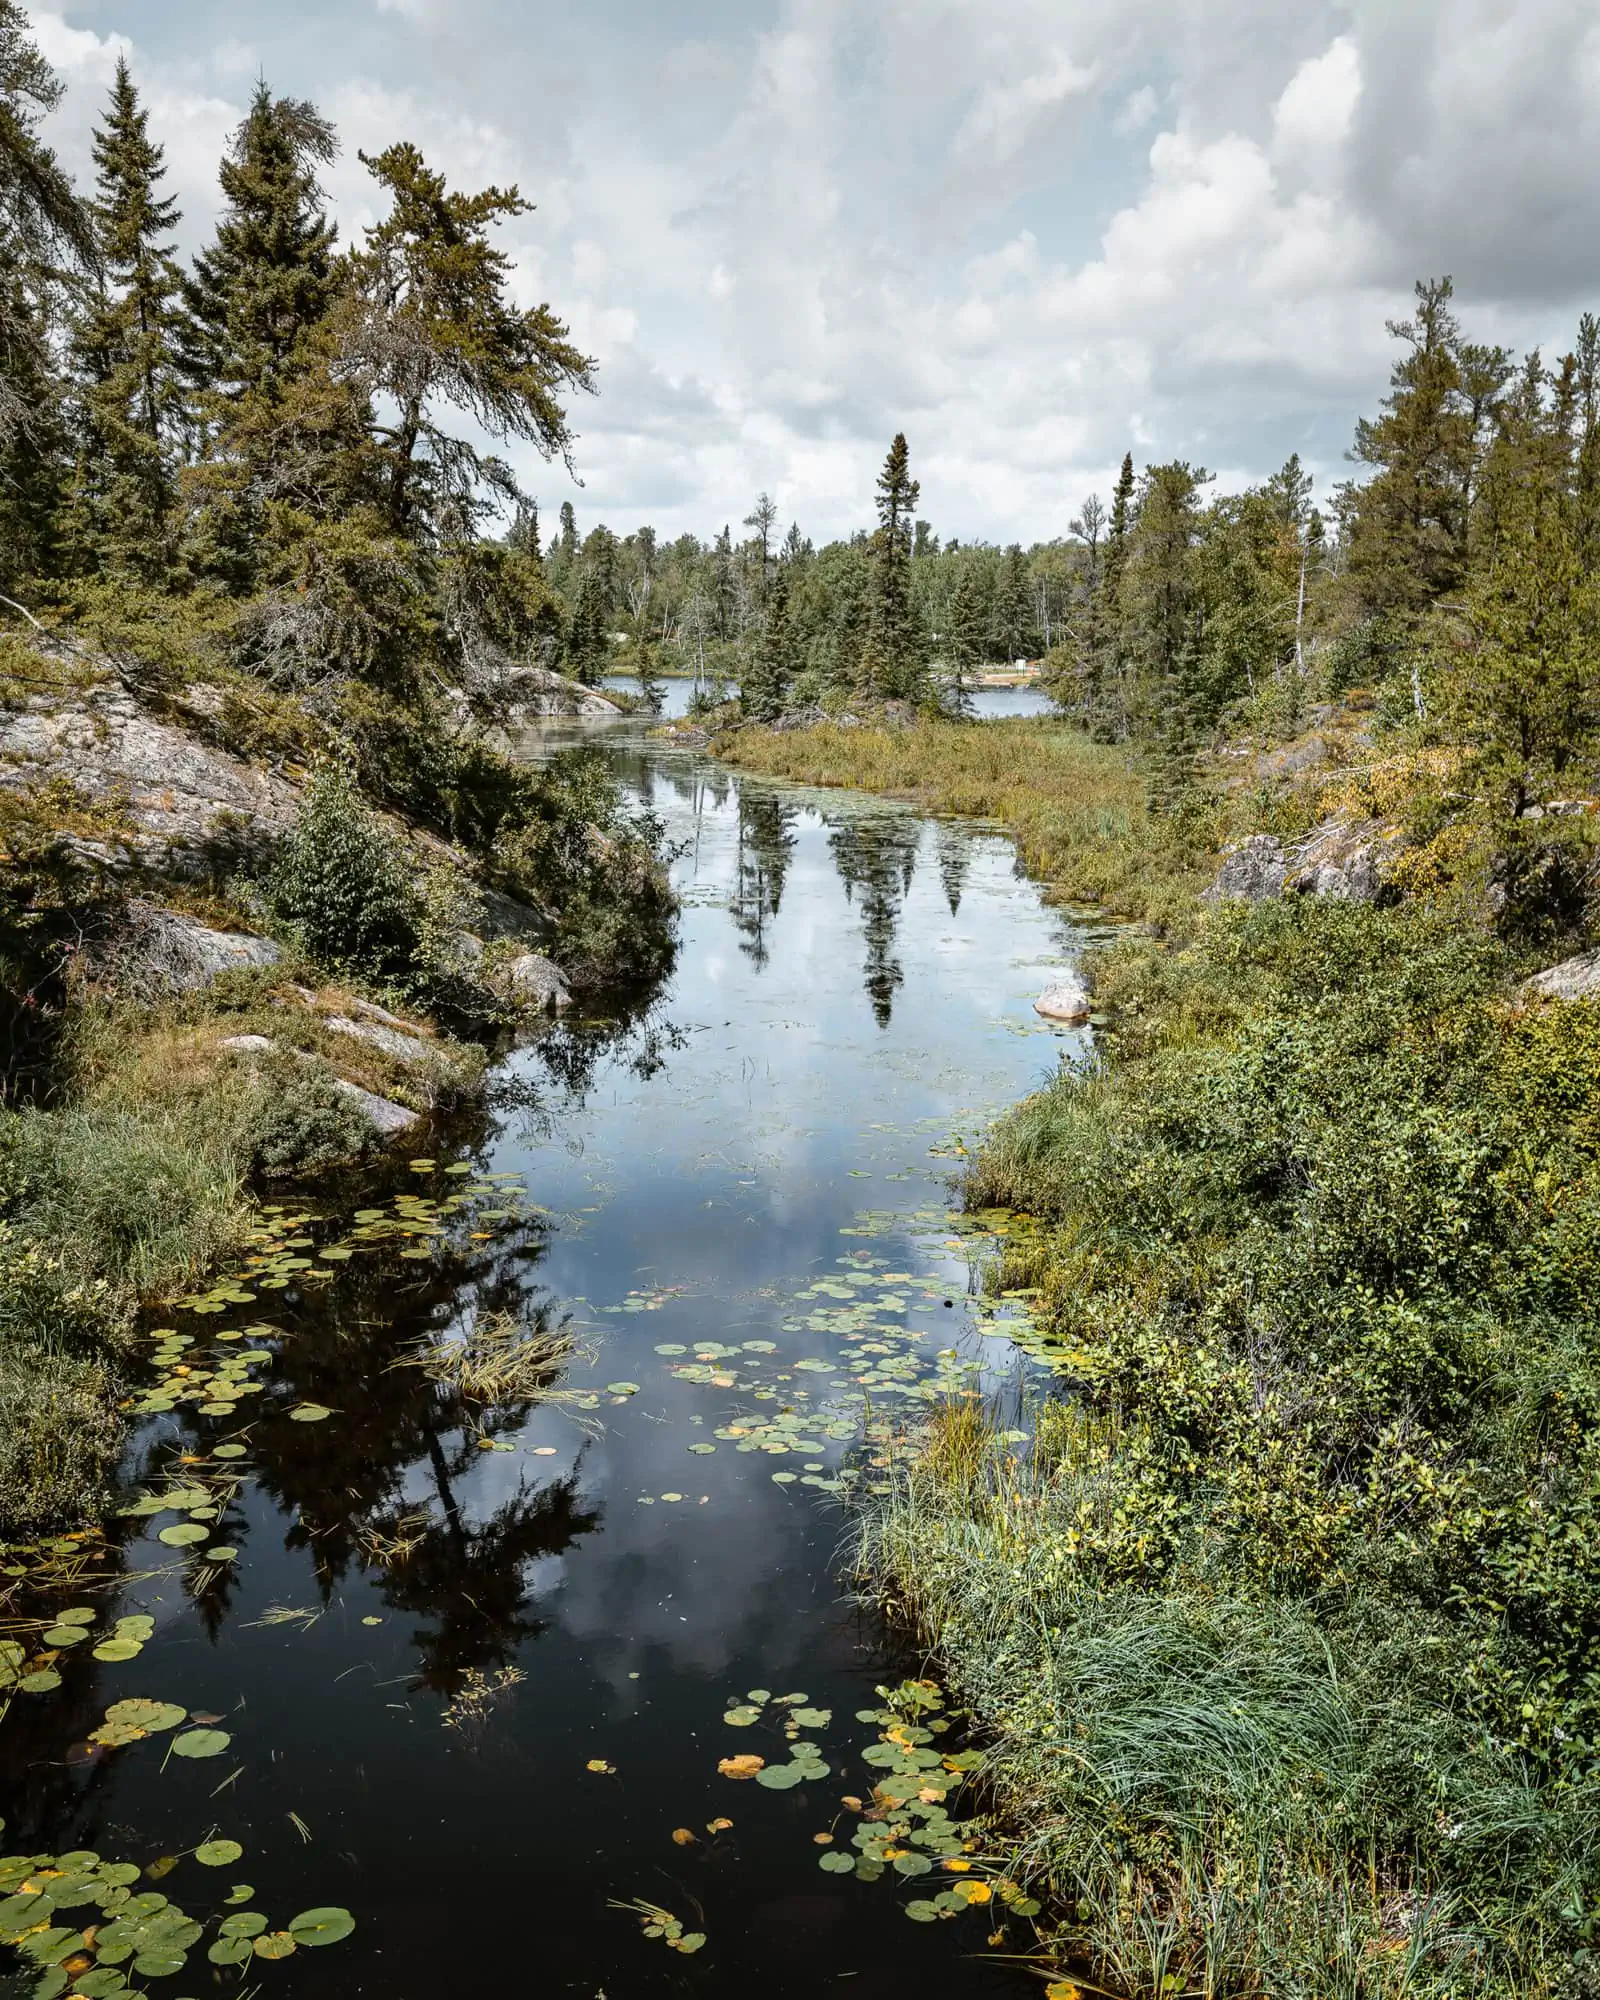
6,0 -> 1599,829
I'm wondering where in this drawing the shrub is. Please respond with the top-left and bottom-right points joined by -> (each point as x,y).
268,763 -> 424,980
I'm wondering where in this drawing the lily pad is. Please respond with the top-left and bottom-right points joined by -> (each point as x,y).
157,1524 -> 208,1547
288,1906 -> 355,1947
194,1839 -> 243,1867
19,1669 -> 61,1693
606,1382 -> 641,1396
288,1404 -> 332,1423
722,1706 -> 761,1728
755,1763 -> 807,1790
41,1624 -> 90,1646
106,1698 -> 186,1733
171,1727 -> 230,1758
254,1931 -> 298,1959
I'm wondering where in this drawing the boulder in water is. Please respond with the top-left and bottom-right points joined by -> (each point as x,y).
1035,979 -> 1092,1025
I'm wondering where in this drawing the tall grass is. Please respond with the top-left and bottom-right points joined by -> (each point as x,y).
716,719 -> 1210,927
859,1403 -> 1593,1999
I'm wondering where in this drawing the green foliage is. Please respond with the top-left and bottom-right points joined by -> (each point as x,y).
347,141 -> 595,542
902,895 -> 1600,1990
68,58 -> 187,582
268,763 -> 423,980
234,1048 -> 382,1180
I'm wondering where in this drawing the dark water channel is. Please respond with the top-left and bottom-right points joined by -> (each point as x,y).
2,720 -> 1092,1998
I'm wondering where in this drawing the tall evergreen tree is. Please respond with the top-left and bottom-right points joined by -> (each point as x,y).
346,143 -> 597,541
861,432 -> 923,701
743,565 -> 793,721
997,543 -> 1033,660
186,84 -> 340,417
70,59 -> 186,579
941,566 -> 983,717
0,0 -> 95,590
1346,277 -> 1483,619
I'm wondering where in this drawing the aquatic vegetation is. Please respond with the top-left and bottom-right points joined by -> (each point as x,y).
0,1831 -> 354,1989
610,1897 -> 705,1955
398,1309 -> 577,1407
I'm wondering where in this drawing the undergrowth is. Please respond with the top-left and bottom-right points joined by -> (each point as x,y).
860,895 -> 1600,1997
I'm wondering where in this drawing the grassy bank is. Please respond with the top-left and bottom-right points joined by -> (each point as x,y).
857,893 -> 1600,1997
715,718 -> 1209,929
0,958 -> 490,1535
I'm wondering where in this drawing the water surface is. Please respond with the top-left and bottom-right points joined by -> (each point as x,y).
1,720 -> 1091,1998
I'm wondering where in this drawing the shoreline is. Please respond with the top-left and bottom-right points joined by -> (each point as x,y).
711,708 -> 1600,1997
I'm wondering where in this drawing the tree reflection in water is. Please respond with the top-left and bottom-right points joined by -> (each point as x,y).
828,813 -> 922,1027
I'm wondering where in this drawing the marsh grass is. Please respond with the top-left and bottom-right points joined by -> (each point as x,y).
860,1402 -> 1594,1999
398,1309 -> 580,1408
716,719 -> 1211,927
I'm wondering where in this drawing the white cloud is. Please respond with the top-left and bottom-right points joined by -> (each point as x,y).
1116,83 -> 1160,136
26,0 -> 1600,543
1272,35 -> 1361,161
954,48 -> 1097,165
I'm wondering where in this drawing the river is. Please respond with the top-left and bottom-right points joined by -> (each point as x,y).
0,718 -> 1093,1998
600,676 -> 1056,721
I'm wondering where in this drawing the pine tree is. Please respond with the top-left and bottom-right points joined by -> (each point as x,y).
1346,277 -> 1488,619
348,143 -> 597,541
941,566 -> 983,717
743,565 -> 793,721
861,433 -> 924,701
186,84 -> 340,417
70,59 -> 186,580
998,544 -> 1033,661
0,1 -> 95,590
1575,313 -> 1600,568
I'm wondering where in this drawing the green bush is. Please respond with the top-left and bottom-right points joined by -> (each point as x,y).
268,763 -> 424,980
875,895 -> 1600,1992
234,1051 -> 382,1180
0,1335 -> 120,1536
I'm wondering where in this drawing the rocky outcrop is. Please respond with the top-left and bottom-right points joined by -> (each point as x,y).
1204,820 -> 1404,907
1035,978 -> 1092,1025
329,1080 -> 420,1136
499,952 -> 572,1012
324,1013 -> 437,1067
94,902 -> 283,996
1204,835 -> 1287,905
0,686 -> 298,873
496,667 -> 626,721
1521,950 -> 1600,1004
219,1032 -> 422,1136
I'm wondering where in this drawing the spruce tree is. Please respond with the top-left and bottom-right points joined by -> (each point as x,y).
942,567 -> 982,717
348,143 -> 597,539
743,565 -> 793,722
862,433 -> 923,701
70,59 -> 186,580
1346,277 -> 1482,618
998,544 -> 1033,661
1575,313 -> 1600,567
0,1 -> 95,590
186,84 -> 339,417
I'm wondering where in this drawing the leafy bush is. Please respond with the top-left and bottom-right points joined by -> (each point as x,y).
268,763 -> 424,980
875,895 -> 1600,1992
233,1050 -> 383,1180
0,1333 -> 120,1535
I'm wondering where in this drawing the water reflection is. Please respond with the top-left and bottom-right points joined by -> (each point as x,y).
733,791 -> 797,968
2,719 -> 1087,2000
827,814 -> 921,1027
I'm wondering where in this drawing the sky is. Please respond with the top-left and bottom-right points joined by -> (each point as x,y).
23,0 -> 1600,547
